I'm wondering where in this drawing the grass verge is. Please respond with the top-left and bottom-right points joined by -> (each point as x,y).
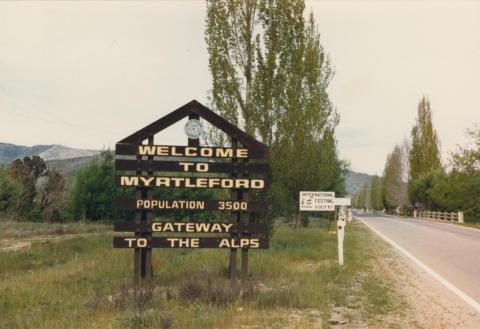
0,220 -> 111,239
0,219 -> 405,329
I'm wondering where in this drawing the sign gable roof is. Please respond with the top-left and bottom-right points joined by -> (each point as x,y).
117,100 -> 268,154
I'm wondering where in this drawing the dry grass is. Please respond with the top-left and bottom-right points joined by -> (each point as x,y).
0,219 -> 111,239
0,220 -> 405,329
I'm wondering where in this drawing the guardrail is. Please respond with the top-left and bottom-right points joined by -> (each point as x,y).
415,210 -> 464,223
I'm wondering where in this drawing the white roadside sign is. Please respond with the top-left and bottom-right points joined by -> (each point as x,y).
334,198 -> 351,206
337,208 -> 347,266
299,191 -> 335,211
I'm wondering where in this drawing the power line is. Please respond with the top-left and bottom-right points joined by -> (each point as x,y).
0,84 -> 126,137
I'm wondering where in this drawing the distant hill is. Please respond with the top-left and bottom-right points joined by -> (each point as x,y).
0,143 -> 51,163
345,170 -> 374,196
46,156 -> 99,176
0,143 -> 99,164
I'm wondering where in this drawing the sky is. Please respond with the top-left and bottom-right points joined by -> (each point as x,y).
0,1 -> 479,175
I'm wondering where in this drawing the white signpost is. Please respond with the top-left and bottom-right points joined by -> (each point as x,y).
299,191 -> 335,211
299,191 -> 347,265
337,208 -> 347,266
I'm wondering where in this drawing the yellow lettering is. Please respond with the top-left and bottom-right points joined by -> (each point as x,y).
219,239 -> 230,248
167,238 -> 178,247
138,146 -> 156,156
200,147 -> 213,157
120,176 -> 138,186
170,177 -> 183,187
185,178 -> 196,188
139,176 -> 154,186
191,238 -> 199,248
208,223 -> 220,233
171,147 -> 182,156
197,163 -> 209,172
208,178 -> 220,188
186,223 -> 194,232
196,223 -> 209,232
156,177 -> 170,187
237,148 -> 248,158
179,162 -> 194,171
222,224 -> 233,232
125,238 -> 136,247
163,222 -> 174,232
185,147 -> 197,156
217,148 -> 233,158
178,238 -> 190,247
231,239 -> 240,248
236,179 -> 249,189
158,146 -> 169,156
221,179 -> 234,188
251,179 -> 265,189
196,178 -> 207,188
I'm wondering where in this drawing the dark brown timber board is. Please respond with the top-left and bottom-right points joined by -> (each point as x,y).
115,143 -> 268,160
114,198 -> 269,212
113,237 -> 269,249
114,221 -> 268,234
115,176 -> 268,189
117,100 -> 268,155
115,159 -> 269,174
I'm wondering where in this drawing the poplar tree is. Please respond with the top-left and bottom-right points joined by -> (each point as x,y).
353,189 -> 364,209
382,144 -> 409,210
205,0 -> 342,218
369,175 -> 383,211
409,96 -> 442,204
408,96 -> 443,204
360,183 -> 370,210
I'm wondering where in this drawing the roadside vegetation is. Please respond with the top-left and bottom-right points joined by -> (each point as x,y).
353,96 -> 480,223
0,219 -> 404,329
0,220 -> 111,240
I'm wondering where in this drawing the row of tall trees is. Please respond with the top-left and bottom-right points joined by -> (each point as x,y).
352,143 -> 410,212
353,95 -> 479,220
410,125 -> 479,216
205,0 -> 345,222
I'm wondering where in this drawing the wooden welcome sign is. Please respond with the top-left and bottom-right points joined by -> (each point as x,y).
114,100 -> 270,285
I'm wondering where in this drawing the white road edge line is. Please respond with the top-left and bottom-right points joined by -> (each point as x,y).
356,216 -> 480,314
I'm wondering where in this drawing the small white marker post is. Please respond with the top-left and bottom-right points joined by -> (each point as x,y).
337,208 -> 347,266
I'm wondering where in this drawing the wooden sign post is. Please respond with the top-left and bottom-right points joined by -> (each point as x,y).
114,100 -> 270,286
337,208 -> 347,266
299,191 -> 348,265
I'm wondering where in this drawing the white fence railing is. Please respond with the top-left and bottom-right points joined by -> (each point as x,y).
414,210 -> 464,223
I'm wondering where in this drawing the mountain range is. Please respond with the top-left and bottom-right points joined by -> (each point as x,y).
0,143 -> 99,164
344,170 -> 374,196
0,142 -> 373,195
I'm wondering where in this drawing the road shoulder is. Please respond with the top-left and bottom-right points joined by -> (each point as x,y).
357,217 -> 480,328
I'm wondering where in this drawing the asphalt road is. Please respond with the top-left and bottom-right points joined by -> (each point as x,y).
355,213 -> 480,306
